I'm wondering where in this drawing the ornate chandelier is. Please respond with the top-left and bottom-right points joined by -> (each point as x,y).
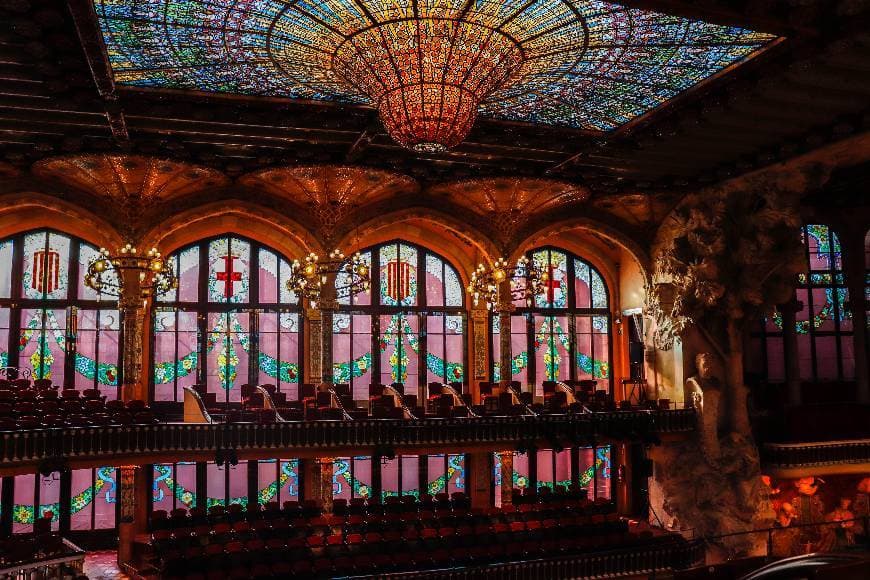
332,19 -> 524,153
84,243 -> 177,299
287,249 -> 371,302
468,256 -> 546,310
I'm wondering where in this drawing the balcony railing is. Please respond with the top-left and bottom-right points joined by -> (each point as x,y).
762,438 -> 870,469
377,537 -> 703,579
0,409 -> 694,468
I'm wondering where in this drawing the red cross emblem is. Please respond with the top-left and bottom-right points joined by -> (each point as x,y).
544,265 -> 562,304
216,255 -> 243,298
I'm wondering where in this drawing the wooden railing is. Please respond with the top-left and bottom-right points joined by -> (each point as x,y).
0,409 -> 695,469
763,438 -> 870,468
379,538 -> 703,579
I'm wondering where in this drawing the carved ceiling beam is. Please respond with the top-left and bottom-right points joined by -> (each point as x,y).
67,0 -> 129,142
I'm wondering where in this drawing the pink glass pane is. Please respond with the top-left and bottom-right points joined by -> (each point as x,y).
206,311 -> 249,402
510,315 -> 528,385
75,309 -> 120,393
93,468 -> 116,530
401,455 -> 419,497
555,449 -> 571,490
493,452 -> 502,508
351,456 -> 372,500
280,460 -> 299,503
208,238 -> 250,304
427,454 -> 445,498
152,464 -> 175,513
381,457 -> 399,500
206,463 -> 225,506
175,463 -> 197,509
513,452 -> 530,493
258,249 -> 279,303
379,314 -> 418,388
333,457 -> 352,502
841,335 -> 855,380
154,310 -> 199,402
257,460 -> 279,505
595,447 -> 612,501
534,315 -> 570,394
13,474 -> 35,534
177,247 -> 201,303
797,333 -> 812,380
39,474 -> 61,531
536,450 -> 553,490
574,260 -> 592,308
535,250 -> 568,309
0,239 -> 12,298
259,312 -> 300,397
425,254 -> 444,307
447,454 -> 465,496
70,469 -> 93,530
228,464 -> 247,506
20,308 -> 66,386
578,447 -> 595,496
0,308 -> 10,371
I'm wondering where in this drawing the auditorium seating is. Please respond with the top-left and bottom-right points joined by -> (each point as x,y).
148,492 -> 658,579
0,381 -> 156,430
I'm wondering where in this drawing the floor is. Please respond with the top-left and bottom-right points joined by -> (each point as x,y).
83,551 -> 130,580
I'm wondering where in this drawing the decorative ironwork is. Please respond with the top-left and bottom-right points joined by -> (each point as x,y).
287,249 -> 370,303
84,243 -> 177,299
468,256 -> 545,310
94,1 -> 777,150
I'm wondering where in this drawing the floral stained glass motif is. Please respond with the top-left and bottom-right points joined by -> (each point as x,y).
153,236 -> 301,401
11,468 -> 117,529
94,1 -> 776,132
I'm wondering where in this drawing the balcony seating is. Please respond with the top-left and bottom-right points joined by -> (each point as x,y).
0,385 -> 155,430
148,493 -> 669,580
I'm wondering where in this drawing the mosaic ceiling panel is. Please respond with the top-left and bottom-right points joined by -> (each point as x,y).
94,0 -> 777,132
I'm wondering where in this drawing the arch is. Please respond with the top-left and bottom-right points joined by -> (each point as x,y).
141,200 -> 321,260
0,193 -> 123,250
151,233 -> 304,405
335,207 -> 501,286
0,228 -> 122,394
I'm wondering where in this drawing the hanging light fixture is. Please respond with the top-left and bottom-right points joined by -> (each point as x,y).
287,249 -> 371,302
332,17 -> 524,153
467,256 -> 546,310
84,243 -> 177,299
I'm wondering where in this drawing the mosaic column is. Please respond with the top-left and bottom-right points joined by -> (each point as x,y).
318,299 -> 339,387
497,279 -> 516,390
306,305 -> 322,385
117,465 -> 146,569
119,270 -> 146,402
302,457 -> 334,513
498,451 -> 513,508
780,294 -> 803,406
471,308 -> 488,384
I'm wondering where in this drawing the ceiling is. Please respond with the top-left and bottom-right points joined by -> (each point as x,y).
0,0 -> 868,197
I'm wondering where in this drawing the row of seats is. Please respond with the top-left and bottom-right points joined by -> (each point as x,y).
152,498 -> 654,579
0,384 -> 155,430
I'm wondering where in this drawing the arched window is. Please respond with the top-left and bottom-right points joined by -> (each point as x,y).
152,235 -> 302,404
0,230 -> 120,393
492,247 -> 611,396
333,240 -> 465,400
752,224 -> 854,383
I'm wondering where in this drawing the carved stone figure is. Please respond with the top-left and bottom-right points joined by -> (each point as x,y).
686,352 -> 724,462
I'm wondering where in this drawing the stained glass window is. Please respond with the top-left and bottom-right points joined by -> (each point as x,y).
334,241 -> 465,401
70,467 -> 118,531
257,459 -> 299,506
0,230 -> 120,393
752,225 -> 854,383
333,456 -> 373,501
152,462 -> 197,512
152,235 -> 302,404
93,0 -> 776,132
493,247 -> 611,395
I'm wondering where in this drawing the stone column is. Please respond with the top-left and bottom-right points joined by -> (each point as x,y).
498,451 -> 513,508
780,294 -> 803,406
467,452 -> 493,509
117,465 -> 147,569
119,270 -> 146,402
843,229 -> 869,403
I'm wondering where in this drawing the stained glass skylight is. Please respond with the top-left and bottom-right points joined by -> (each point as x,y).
94,0 -> 777,134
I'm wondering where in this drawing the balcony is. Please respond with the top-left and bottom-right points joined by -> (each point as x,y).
0,409 -> 694,471
762,439 -> 870,475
